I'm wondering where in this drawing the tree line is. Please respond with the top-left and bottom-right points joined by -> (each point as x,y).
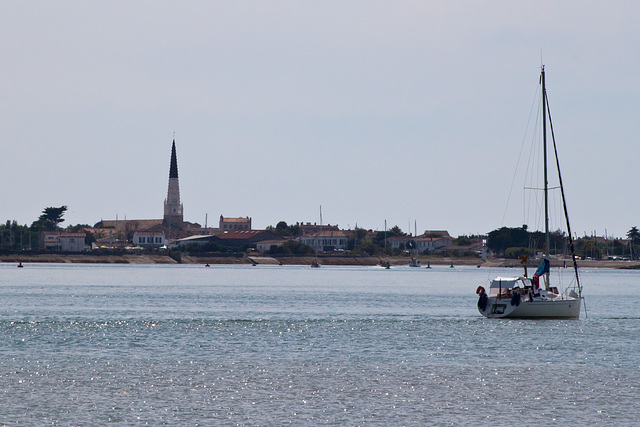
486,225 -> 640,260
0,206 -> 94,251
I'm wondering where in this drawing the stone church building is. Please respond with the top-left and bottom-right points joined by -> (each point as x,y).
94,139 -> 199,244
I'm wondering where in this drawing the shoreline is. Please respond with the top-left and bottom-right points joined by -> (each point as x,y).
1,253 -> 639,269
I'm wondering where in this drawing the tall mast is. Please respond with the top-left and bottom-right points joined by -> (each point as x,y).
542,66 -> 551,289
319,205 -> 323,254
414,220 -> 418,257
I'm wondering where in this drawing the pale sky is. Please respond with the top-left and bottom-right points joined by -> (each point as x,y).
2,1 -> 639,238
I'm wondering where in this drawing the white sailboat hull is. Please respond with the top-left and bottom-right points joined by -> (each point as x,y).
478,296 -> 581,319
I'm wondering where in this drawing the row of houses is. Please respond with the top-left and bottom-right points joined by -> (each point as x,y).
40,226 -> 453,254
41,230 -> 167,251
387,231 -> 452,253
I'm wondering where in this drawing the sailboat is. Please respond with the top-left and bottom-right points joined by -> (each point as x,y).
409,220 -> 421,267
477,66 -> 584,319
311,206 -> 322,268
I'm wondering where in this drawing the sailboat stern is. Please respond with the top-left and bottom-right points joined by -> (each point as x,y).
477,276 -> 581,319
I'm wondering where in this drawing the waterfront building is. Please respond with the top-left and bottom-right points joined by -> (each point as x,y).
297,229 -> 349,253
416,236 -> 452,252
255,240 -> 285,253
387,231 -> 453,253
133,231 -> 166,248
172,229 -> 281,250
41,231 -> 87,252
219,216 -> 251,230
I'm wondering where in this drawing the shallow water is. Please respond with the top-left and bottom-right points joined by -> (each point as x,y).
0,263 -> 637,425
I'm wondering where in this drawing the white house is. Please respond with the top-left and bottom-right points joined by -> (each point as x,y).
387,234 -> 452,252
133,231 -> 166,248
416,236 -> 452,252
297,230 -> 349,253
41,231 -> 86,252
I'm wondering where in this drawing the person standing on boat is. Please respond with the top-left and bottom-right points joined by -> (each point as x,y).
532,259 -> 550,291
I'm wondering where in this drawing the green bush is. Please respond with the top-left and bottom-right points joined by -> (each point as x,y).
505,247 -> 534,259
266,240 -> 314,255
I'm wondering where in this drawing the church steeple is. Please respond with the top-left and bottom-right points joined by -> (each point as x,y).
163,138 -> 184,229
169,139 -> 179,179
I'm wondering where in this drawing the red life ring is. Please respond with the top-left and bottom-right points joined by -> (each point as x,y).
476,285 -> 485,295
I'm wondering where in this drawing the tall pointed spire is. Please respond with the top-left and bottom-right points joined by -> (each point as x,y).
169,139 -> 179,179
164,138 -> 184,229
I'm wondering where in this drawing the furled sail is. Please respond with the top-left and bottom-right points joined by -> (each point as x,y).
532,259 -> 549,290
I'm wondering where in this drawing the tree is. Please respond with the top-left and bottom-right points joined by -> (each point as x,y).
33,206 -> 68,231
266,240 -> 314,255
358,239 -> 378,256
487,226 -> 529,255
387,226 -> 406,237
455,235 -> 472,246
267,221 -> 301,237
275,221 -> 288,234
373,225 -> 405,247
347,227 -> 368,250
627,226 -> 640,260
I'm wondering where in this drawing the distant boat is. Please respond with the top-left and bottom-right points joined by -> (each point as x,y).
408,221 -> 421,267
477,66 -> 584,319
311,205 -> 322,268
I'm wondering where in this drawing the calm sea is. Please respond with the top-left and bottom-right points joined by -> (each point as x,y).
0,263 -> 638,425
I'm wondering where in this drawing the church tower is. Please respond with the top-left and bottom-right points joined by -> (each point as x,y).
163,139 -> 184,229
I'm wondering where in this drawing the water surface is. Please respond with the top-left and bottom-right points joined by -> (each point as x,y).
0,263 -> 637,425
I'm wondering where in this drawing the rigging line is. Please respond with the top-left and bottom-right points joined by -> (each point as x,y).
524,94 -> 541,228
501,84 -> 541,226
545,91 -> 583,297
524,186 -> 561,190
